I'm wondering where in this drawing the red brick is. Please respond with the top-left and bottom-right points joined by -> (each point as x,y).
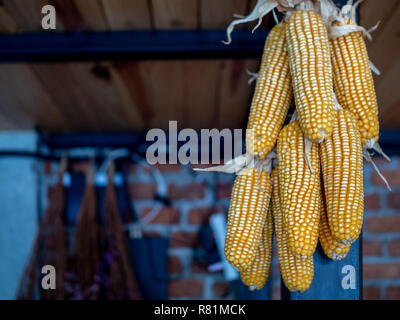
71,161 -> 88,174
168,183 -> 205,200
128,163 -> 138,174
387,240 -> 400,257
213,205 -> 227,215
188,207 -> 213,225
386,286 -> 400,300
129,183 -> 156,200
142,165 -> 152,174
387,192 -> 400,209
217,182 -> 232,199
213,281 -> 230,297
47,185 -> 56,200
140,207 -> 179,224
364,193 -> 380,210
168,256 -> 182,274
363,286 -> 381,300
154,163 -> 182,173
371,169 -> 400,187
366,216 -> 400,233
363,263 -> 400,280
191,261 -> 209,274
168,279 -> 203,298
363,240 -> 382,256
44,161 -> 52,175
170,231 -> 199,248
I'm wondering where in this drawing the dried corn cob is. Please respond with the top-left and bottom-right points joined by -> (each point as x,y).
286,9 -> 335,142
330,18 -> 379,147
240,205 -> 274,290
319,108 -> 363,245
318,182 -> 350,260
271,168 -> 313,292
225,167 -> 272,270
246,22 -> 292,159
277,121 -> 320,257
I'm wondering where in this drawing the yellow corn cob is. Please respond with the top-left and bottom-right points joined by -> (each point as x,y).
246,23 -> 292,159
286,10 -> 335,142
330,19 -> 379,146
240,204 -> 273,290
319,108 -> 363,245
271,168 -> 313,292
225,167 -> 272,270
277,121 -> 320,257
319,182 -> 350,260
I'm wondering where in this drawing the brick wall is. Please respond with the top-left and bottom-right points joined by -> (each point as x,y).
43,161 -> 235,300
42,156 -> 400,300
362,156 -> 400,300
128,163 -> 234,299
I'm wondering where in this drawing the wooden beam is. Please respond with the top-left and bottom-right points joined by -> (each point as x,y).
0,29 -> 269,62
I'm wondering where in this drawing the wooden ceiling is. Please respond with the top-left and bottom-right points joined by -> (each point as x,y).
0,0 -> 261,33
0,0 -> 398,132
360,0 -> 400,130
0,59 -> 258,132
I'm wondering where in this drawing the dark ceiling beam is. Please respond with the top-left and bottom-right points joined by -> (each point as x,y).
39,130 -> 400,155
0,0 -> 350,63
0,29 -> 269,62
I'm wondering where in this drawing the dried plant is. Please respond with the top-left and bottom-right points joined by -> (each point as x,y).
102,161 -> 140,299
17,158 -> 68,300
72,162 -> 103,299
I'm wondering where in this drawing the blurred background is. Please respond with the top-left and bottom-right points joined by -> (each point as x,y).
0,0 -> 399,300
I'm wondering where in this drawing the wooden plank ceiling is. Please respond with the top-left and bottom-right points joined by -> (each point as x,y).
360,0 -> 400,130
0,0 -> 398,132
0,0 -> 263,132
0,0 -> 257,32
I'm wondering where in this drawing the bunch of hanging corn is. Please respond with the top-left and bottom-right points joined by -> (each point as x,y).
193,0 -> 389,294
